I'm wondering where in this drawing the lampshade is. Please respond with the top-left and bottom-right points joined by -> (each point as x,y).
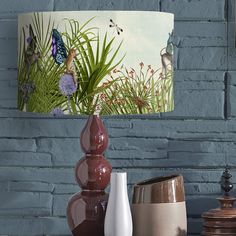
18,11 -> 174,115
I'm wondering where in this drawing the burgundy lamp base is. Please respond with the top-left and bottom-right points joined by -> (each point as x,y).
67,115 -> 112,236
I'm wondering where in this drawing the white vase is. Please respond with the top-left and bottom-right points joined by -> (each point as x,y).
104,172 -> 133,236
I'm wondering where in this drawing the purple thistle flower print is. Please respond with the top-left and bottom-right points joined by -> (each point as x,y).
27,36 -> 32,44
51,107 -> 64,117
59,73 -> 77,96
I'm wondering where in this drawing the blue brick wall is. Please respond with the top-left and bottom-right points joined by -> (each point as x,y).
0,0 -> 234,235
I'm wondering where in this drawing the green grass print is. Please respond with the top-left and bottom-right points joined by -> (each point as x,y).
99,65 -> 174,115
18,13 -> 173,115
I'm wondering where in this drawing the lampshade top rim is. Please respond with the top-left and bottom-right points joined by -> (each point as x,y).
18,10 -> 174,18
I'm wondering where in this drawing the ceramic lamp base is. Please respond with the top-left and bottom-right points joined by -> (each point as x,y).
132,202 -> 187,236
68,191 -> 108,236
67,115 -> 112,236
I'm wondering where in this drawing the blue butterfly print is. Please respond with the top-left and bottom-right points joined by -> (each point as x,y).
52,29 -> 67,65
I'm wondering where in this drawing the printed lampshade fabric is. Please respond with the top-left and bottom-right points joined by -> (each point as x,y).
18,11 -> 174,115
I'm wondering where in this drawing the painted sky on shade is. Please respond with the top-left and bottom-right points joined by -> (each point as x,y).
18,11 -> 174,71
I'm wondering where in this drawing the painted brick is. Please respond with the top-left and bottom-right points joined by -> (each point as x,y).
0,118 -> 228,138
11,138 -> 168,168
175,81 -> 224,91
227,71 -> 236,117
0,118 -> 86,138
178,47 -> 227,70
186,196 -> 218,218
53,184 -> 78,194
110,120 -> 232,138
0,39 -> 17,54
127,169 -> 225,184
54,0 -> 80,10
0,167 -> 74,184
0,52 -> 17,69
0,21 -> 17,38
162,89 -> 224,119
167,152 -> 227,167
0,181 -> 54,192
227,21 -> 236,70
228,22 -> 235,48
228,0 -> 235,21
0,80 -> 17,99
37,138 -> 82,166
53,195 -> 70,216
54,0 -> 100,10
185,183 -> 220,195
161,0 -> 225,21
168,140 -> 236,153
0,138 -> 36,151
0,217 -> 69,235
175,22 -> 227,47
107,149 -> 167,159
109,137 -> 168,151
106,119 -> 132,129
174,70 -> 224,83
99,0 -> 160,10
110,152 -> 227,168
0,0 -> 54,18
55,0 -> 161,10
0,69 -> 17,81
0,109 -> 45,118
0,99 -> 17,109
228,49 -> 236,71
1,118 -> 236,139
188,218 -> 203,235
0,192 -> 52,216
0,152 -> 52,167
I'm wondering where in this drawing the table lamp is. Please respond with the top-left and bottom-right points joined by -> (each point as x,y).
18,11 -> 174,236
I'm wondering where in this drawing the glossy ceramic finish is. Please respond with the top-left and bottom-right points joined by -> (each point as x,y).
133,175 -> 185,204
80,115 -> 108,154
105,172 -> 133,236
132,202 -> 187,236
67,191 -> 108,235
132,175 -> 187,236
75,155 -> 111,190
67,115 -> 112,236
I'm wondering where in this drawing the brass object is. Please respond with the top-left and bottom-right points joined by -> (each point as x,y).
202,167 -> 236,235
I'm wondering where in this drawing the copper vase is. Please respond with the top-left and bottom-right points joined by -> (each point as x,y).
67,115 -> 112,236
132,175 -> 187,236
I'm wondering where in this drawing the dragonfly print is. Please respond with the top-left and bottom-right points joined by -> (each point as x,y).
18,12 -> 174,115
109,19 -> 123,35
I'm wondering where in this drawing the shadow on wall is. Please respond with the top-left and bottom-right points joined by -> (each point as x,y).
177,227 -> 186,236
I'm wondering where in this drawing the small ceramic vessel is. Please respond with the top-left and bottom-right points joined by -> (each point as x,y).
105,172 -> 133,236
132,175 -> 187,236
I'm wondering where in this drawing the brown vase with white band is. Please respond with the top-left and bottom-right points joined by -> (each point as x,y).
132,175 -> 187,236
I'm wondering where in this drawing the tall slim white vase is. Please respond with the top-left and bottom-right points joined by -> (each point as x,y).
104,172 -> 133,236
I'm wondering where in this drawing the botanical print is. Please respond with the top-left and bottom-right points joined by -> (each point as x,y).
18,11 -> 174,115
